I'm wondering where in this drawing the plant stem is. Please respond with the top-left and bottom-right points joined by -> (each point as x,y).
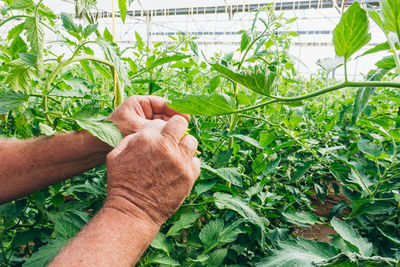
0,15 -> 28,28
387,35 -> 400,76
43,56 -> 116,124
344,60 -> 348,82
231,81 -> 400,115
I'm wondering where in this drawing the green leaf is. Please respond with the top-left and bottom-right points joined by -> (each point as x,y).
135,31 -> 144,51
118,0 -> 127,23
255,238 -> 337,267
73,110 -> 123,147
381,0 -> 400,39
146,253 -> 179,266
330,217 -> 373,257
167,93 -> 236,116
376,55 -> 396,70
166,213 -> 199,236
205,248 -> 227,267
291,161 -> 312,181
19,53 -> 37,67
61,12 -> 82,33
199,219 -> 224,249
103,27 -> 113,42
51,210 -> 89,238
150,232 -> 173,255
333,2 -> 371,61
8,0 -> 34,11
24,15 -> 44,74
97,39 -> 130,87
201,164 -> 242,186
82,23 -> 98,38
358,139 -> 383,157
214,192 -> 265,248
210,62 -> 277,96
240,31 -> 251,52
282,211 -> 319,227
313,251 -> 397,267
0,91 -> 29,114
151,54 -> 191,68
205,76 -> 221,93
23,238 -> 69,267
229,134 -> 263,149
361,42 -> 391,57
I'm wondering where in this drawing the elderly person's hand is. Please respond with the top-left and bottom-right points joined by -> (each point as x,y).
108,95 -> 189,136
104,115 -> 200,226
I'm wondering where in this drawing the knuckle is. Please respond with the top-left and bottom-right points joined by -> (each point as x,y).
172,115 -> 188,128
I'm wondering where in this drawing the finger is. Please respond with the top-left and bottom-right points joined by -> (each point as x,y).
191,157 -> 201,181
179,135 -> 198,158
161,115 -> 188,143
152,114 -> 171,121
106,134 -> 136,160
146,96 -> 190,121
142,119 -> 166,132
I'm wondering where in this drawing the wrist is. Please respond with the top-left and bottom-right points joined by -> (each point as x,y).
104,194 -> 164,229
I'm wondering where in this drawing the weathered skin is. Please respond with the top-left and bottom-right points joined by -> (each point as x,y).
0,95 -> 199,266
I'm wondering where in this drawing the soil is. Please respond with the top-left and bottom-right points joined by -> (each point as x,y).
292,193 -> 350,242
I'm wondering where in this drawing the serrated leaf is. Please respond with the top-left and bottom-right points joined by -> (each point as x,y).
358,139 -> 383,157
23,238 -> 69,267
146,253 -> 179,266
82,23 -> 98,38
333,2 -> 371,61
8,0 -> 34,11
61,12 -> 81,33
240,31 -> 251,52
51,210 -> 89,238
135,31 -> 144,51
381,0 -> 400,38
167,93 -> 236,116
97,39 -> 130,86
201,164 -> 242,186
210,62 -> 277,96
330,217 -> 373,257
361,42 -> 391,57
72,110 -> 123,147
313,251 -> 397,267
166,213 -> 199,236
375,55 -> 398,70
205,76 -> 221,93
151,54 -> 191,68
24,15 -> 44,74
291,161 -> 312,181
150,232 -> 173,255
19,53 -> 37,67
0,91 -> 29,114
205,248 -> 227,267
214,192 -> 265,248
282,211 -> 319,227
255,238 -> 337,267
199,219 -> 224,249
118,0 -> 127,23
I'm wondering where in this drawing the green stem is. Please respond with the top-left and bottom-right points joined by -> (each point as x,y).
43,56 -> 116,123
387,35 -> 400,76
344,60 -> 348,82
0,15 -> 28,28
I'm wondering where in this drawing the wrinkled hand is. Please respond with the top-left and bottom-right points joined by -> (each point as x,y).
108,95 -> 189,136
104,116 -> 200,226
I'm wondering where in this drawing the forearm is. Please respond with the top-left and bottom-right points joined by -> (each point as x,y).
50,203 -> 160,266
0,131 -> 111,204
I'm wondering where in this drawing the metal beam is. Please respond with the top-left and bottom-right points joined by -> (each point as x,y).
95,0 -> 380,18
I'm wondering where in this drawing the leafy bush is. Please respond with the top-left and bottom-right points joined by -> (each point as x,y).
0,1 -> 399,266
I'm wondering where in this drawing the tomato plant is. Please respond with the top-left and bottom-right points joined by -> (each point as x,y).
0,0 -> 399,266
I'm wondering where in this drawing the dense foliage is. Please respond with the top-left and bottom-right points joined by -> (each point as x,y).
0,0 -> 399,266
